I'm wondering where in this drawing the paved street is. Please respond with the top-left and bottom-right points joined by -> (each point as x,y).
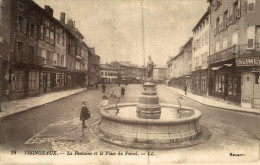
0,84 -> 259,164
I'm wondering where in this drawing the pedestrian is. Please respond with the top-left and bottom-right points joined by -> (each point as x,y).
110,86 -> 114,97
80,101 -> 91,129
118,82 -> 120,86
95,83 -> 98,89
102,84 -> 106,93
121,86 -> 125,98
183,83 -> 188,95
100,95 -> 109,107
113,87 -> 117,97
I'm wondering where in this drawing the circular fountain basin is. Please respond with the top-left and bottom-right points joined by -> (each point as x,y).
99,103 -> 202,148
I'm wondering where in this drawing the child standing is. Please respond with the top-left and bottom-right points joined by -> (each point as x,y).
80,102 -> 91,128
121,86 -> 125,98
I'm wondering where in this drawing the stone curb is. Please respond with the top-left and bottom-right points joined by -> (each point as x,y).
166,86 -> 260,115
0,89 -> 88,119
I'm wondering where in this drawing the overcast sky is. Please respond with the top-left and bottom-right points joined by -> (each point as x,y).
34,0 -> 208,66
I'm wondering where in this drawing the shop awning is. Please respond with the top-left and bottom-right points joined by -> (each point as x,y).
165,80 -> 170,82
224,63 -> 233,67
212,66 -> 222,70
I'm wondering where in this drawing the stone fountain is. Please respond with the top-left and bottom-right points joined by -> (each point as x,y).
93,57 -> 207,149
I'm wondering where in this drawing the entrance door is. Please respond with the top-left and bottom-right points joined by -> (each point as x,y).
24,71 -> 29,97
43,73 -> 47,93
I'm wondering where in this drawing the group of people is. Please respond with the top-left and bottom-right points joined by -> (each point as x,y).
101,84 -> 125,98
80,84 -> 126,129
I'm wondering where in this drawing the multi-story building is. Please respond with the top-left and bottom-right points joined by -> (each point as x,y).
167,38 -> 193,91
191,9 -> 210,95
0,0 -> 98,100
110,61 -> 146,84
100,64 -> 118,84
87,47 -> 100,87
153,67 -> 167,83
208,0 -> 260,108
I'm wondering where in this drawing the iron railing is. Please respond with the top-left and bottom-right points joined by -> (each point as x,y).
209,44 -> 260,64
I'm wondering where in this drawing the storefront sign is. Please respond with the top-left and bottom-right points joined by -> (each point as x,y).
236,57 -> 260,66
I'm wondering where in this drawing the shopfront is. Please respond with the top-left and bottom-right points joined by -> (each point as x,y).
236,57 -> 260,109
209,64 -> 241,104
191,69 -> 207,95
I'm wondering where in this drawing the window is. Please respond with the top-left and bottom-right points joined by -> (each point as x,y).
29,71 -> 37,90
247,0 -> 255,12
232,1 -> 239,21
18,2 -> 24,11
17,41 -> 23,52
256,26 -> 260,49
46,29 -> 50,42
216,41 -> 220,53
247,26 -> 255,49
57,33 -> 60,44
62,35 -> 65,46
223,10 -> 229,29
29,23 -> 34,37
223,37 -> 228,50
217,0 -> 222,8
228,76 -> 233,95
50,31 -> 54,44
29,45 -> 34,56
232,31 -> 238,46
43,27 -> 47,41
255,73 -> 259,84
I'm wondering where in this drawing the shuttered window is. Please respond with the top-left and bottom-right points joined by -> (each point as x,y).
247,26 -> 255,49
247,0 -> 255,12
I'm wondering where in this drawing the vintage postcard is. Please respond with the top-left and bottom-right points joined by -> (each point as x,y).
0,0 -> 259,164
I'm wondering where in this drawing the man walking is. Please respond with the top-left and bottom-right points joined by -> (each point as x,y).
102,84 -> 106,93
184,83 -> 188,95
121,86 -> 125,98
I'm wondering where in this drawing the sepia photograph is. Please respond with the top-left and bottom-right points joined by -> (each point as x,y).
0,0 -> 259,164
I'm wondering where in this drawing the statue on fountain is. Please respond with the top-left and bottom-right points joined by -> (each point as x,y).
147,56 -> 154,79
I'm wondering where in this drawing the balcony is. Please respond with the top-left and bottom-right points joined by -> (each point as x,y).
209,44 -> 260,65
13,52 -> 47,65
209,45 -> 237,65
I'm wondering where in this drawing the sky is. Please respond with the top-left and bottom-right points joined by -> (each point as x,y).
34,0 -> 208,66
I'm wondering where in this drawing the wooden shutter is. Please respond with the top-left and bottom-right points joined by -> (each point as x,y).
33,25 -> 37,38
16,14 -> 20,31
247,26 -> 255,49
22,19 -> 27,34
237,0 -> 241,18
230,5 -> 233,24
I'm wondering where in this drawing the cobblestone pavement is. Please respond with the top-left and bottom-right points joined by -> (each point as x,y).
0,84 -> 259,164
21,85 -> 259,164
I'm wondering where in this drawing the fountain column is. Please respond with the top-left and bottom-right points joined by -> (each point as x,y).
136,78 -> 161,119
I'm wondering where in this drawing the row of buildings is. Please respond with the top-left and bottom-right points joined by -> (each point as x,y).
100,61 -> 166,84
0,0 -> 100,100
167,0 -> 260,109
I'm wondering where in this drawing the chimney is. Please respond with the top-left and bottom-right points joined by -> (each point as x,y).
60,12 -> 65,23
45,5 -> 53,16
67,19 -> 74,28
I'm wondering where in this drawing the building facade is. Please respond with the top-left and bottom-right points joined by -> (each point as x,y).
0,0 -> 99,100
100,64 -> 118,84
208,0 -> 260,108
167,38 -> 193,91
153,67 -> 167,83
110,61 -> 146,84
191,9 -> 210,96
